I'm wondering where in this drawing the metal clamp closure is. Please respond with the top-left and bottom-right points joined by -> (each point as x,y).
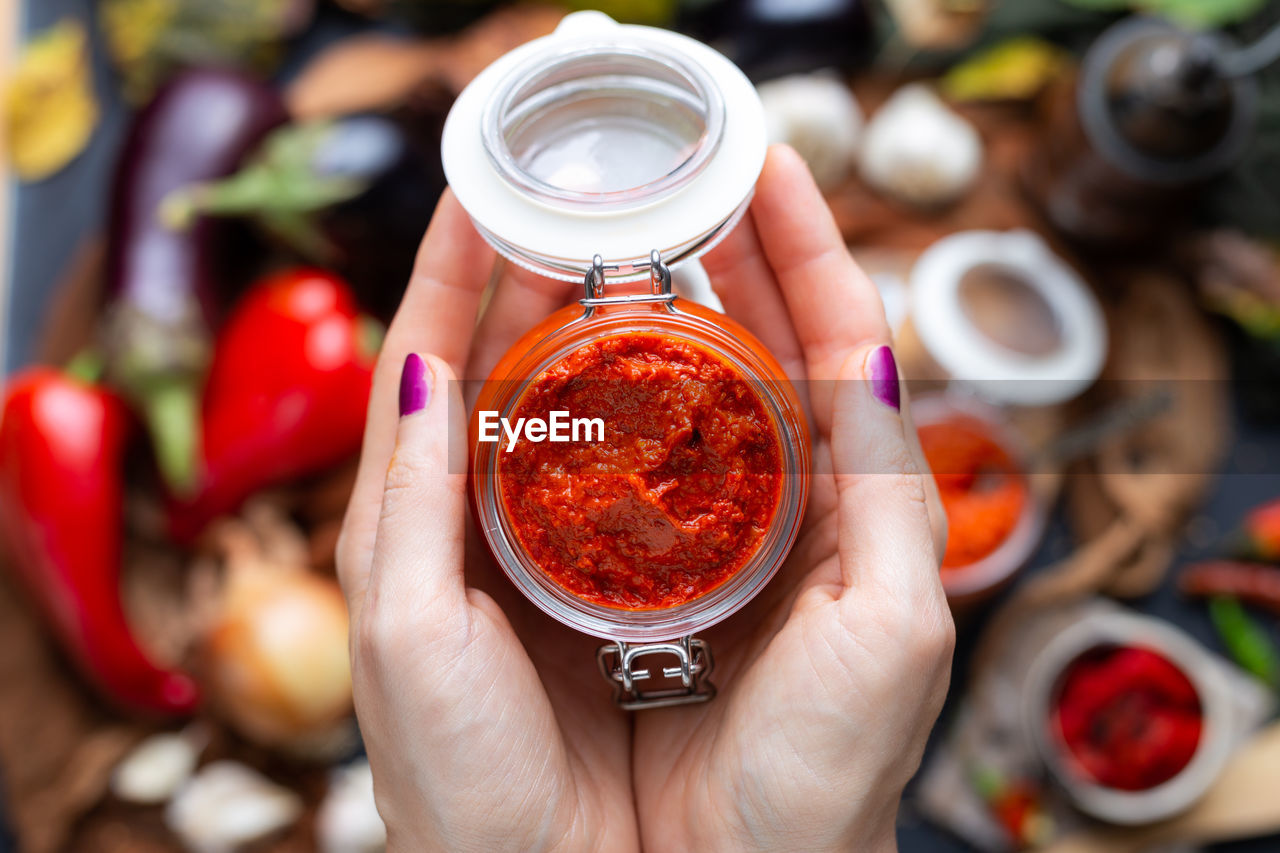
581,250 -> 676,307
597,635 -> 716,710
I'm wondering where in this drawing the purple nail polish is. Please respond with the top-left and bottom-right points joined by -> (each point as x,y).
399,353 -> 431,417
868,345 -> 900,411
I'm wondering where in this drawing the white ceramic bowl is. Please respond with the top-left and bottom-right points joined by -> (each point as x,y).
1023,609 -> 1234,825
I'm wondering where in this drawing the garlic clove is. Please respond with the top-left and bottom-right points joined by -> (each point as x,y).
317,759 -> 387,853
858,83 -> 983,208
758,72 -> 863,190
165,761 -> 303,853
110,724 -> 208,805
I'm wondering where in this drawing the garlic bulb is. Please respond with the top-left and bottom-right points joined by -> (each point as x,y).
757,73 -> 863,190
858,83 -> 982,207
111,724 -> 208,805
317,760 -> 387,853
165,761 -> 303,853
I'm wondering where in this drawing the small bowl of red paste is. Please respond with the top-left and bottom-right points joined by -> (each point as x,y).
913,394 -> 1045,606
471,299 -> 810,643
1025,611 -> 1235,825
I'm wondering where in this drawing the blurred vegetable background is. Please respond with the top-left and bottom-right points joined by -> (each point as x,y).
2,1 -> 1280,851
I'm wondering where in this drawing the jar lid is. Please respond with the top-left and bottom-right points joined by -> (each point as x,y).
909,230 -> 1107,407
442,11 -> 767,282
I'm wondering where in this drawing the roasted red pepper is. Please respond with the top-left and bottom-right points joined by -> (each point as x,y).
0,368 -> 199,716
170,268 -> 379,540
1052,646 -> 1202,791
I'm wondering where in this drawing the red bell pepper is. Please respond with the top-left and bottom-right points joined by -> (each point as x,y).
0,367 -> 199,716
170,268 -> 380,540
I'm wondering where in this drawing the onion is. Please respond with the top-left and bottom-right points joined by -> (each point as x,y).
201,528 -> 352,752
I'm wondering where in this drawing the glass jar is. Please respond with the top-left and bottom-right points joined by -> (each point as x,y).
444,12 -> 808,707
467,258 -> 810,708
470,261 -> 810,641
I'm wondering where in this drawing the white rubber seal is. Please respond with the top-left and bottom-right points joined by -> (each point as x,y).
441,11 -> 766,279
909,230 -> 1107,407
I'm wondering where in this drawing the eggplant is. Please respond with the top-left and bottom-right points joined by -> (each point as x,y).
162,82 -> 451,319
104,68 -> 287,493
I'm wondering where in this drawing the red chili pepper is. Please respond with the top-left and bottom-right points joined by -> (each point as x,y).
170,268 -> 380,540
1241,498 -> 1280,562
1181,560 -> 1280,616
0,368 -> 199,716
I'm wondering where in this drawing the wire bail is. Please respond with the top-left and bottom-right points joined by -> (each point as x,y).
597,635 -> 716,710
580,250 -> 675,306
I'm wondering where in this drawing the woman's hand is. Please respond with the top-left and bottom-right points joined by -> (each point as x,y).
335,198 -> 638,852
630,146 -> 954,853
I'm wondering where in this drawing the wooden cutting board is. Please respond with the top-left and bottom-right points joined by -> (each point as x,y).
1045,723 -> 1280,853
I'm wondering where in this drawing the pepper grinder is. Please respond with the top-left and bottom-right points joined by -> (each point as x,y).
1028,17 -> 1276,251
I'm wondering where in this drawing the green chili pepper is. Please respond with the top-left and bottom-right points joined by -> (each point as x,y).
1209,596 -> 1280,688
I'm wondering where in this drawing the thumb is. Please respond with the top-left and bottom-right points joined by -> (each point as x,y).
356,353 -> 468,631
831,345 -> 943,603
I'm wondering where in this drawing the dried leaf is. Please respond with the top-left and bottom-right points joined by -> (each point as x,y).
3,20 -> 100,182
942,37 -> 1068,102
99,0 -> 313,102
98,0 -> 179,74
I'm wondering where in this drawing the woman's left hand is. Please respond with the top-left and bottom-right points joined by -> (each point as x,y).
336,193 -> 640,852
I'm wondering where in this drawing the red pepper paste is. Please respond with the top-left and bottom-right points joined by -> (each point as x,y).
1052,646 -> 1203,791
919,417 -> 1028,570
497,333 -> 784,610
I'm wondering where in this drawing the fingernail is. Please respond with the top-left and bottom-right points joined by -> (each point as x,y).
867,345 -> 900,412
399,353 -> 432,417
